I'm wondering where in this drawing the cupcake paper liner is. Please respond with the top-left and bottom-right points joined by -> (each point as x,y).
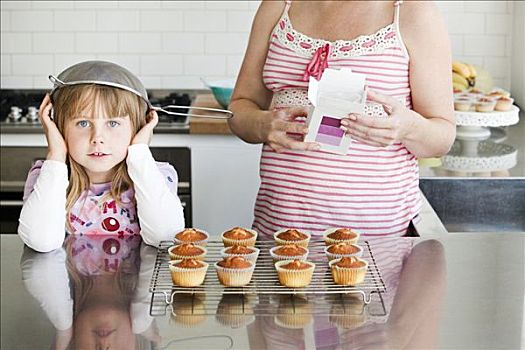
323,227 -> 360,246
273,229 -> 311,248
329,258 -> 368,286
274,260 -> 315,288
169,260 -> 209,287
168,245 -> 207,261
269,245 -> 309,262
173,228 -> 210,246
214,263 -> 255,287
221,228 -> 258,247
324,244 -> 363,262
220,246 -> 260,264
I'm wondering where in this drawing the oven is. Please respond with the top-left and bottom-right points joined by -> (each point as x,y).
0,146 -> 192,233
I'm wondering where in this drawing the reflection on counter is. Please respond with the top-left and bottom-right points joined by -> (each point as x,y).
20,233 -> 160,350
162,237 -> 447,350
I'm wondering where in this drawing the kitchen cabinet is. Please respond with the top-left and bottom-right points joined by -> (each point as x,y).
182,135 -> 261,236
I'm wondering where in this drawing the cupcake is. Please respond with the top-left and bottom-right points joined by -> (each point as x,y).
475,97 -> 496,112
269,244 -> 309,262
169,259 -> 209,287
323,228 -> 360,246
168,243 -> 207,261
329,257 -> 368,286
274,229 -> 311,248
275,259 -> 315,288
214,256 -> 255,287
324,242 -> 363,261
495,96 -> 514,111
488,88 -> 511,98
220,245 -> 260,264
454,96 -> 473,111
174,228 -> 209,246
221,227 -> 258,247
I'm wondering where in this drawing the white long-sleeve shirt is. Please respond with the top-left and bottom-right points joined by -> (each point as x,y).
18,144 -> 185,252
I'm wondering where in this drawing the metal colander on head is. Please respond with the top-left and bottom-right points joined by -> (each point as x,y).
49,60 -> 232,119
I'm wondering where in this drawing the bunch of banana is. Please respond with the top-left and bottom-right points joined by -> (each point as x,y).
452,61 -> 477,91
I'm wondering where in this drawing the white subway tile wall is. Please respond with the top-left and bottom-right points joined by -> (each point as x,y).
0,0 -> 514,90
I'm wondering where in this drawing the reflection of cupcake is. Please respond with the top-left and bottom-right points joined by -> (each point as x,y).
215,294 -> 256,328
269,244 -> 309,262
168,243 -> 207,261
220,245 -> 260,264
174,228 -> 209,246
329,294 -> 366,329
215,256 -> 255,287
274,295 -> 313,329
275,260 -> 315,288
274,229 -> 311,248
324,243 -> 363,261
329,257 -> 368,285
170,295 -> 206,327
169,259 -> 209,287
323,228 -> 360,246
221,227 -> 258,247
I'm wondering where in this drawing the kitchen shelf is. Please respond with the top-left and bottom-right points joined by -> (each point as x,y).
149,239 -> 387,317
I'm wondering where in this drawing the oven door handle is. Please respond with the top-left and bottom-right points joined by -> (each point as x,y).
0,200 -> 24,207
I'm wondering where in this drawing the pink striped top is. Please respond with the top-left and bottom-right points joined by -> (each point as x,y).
253,0 -> 421,239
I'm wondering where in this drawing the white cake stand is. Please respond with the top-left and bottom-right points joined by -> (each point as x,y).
441,139 -> 517,173
455,105 -> 520,140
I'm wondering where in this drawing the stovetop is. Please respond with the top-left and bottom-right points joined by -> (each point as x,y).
0,89 -> 194,134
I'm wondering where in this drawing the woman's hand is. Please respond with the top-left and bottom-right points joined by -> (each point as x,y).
263,106 -> 320,153
39,94 -> 67,162
340,90 -> 416,147
132,109 -> 158,145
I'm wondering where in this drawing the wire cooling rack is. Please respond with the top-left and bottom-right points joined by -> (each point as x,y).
149,239 -> 386,317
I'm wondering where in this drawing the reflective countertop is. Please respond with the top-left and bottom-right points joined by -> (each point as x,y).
1,233 -> 523,350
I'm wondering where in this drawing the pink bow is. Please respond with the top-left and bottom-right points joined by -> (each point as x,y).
303,43 -> 331,81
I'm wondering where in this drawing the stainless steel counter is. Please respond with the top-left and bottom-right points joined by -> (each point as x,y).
1,233 -> 523,350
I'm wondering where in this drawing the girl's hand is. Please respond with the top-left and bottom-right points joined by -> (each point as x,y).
263,106 -> 320,153
132,109 -> 158,145
340,90 -> 415,147
39,94 -> 67,162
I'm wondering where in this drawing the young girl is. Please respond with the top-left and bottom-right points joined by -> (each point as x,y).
18,61 -> 185,252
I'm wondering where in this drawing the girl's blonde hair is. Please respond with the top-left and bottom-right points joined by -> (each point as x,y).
52,84 -> 147,218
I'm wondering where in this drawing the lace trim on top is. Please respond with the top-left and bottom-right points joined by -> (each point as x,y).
273,11 -> 401,58
272,89 -> 394,118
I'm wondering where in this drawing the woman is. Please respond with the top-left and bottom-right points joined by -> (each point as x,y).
228,0 -> 455,238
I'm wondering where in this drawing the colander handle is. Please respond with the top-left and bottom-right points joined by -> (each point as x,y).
48,75 -> 66,87
152,105 -> 233,120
